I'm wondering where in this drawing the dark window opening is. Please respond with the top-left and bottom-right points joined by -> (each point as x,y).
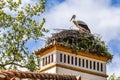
68,55 -> 70,64
90,60 -> 92,69
97,62 -> 99,71
82,59 -> 84,67
48,56 -> 50,64
101,63 -> 103,72
42,58 -> 44,66
75,57 -> 77,65
79,58 -> 81,66
51,54 -> 53,62
93,61 -> 96,70
71,56 -> 73,65
60,53 -> 62,62
86,60 -> 88,68
64,54 -> 66,63
45,57 -> 47,65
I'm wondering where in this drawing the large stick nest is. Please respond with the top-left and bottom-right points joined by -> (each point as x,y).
47,30 -> 113,62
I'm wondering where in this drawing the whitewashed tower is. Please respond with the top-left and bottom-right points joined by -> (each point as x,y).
35,17 -> 112,80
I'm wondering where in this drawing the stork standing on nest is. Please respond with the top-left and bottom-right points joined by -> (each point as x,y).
70,15 -> 91,33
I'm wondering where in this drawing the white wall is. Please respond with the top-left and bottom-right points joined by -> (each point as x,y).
40,50 -> 107,80
42,66 -> 57,73
56,50 -> 107,74
40,51 -> 57,68
56,67 -> 107,80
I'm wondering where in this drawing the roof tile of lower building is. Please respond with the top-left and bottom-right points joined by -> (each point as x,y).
0,70 -> 78,80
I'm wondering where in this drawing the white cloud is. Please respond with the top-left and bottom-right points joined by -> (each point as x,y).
43,0 -> 120,77
44,0 -> 120,42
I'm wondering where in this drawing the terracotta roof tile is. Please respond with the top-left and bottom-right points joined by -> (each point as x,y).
0,70 -> 78,80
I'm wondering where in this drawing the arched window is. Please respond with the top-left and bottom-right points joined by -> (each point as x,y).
60,53 -> 62,62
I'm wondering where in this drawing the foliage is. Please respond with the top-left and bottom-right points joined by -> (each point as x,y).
0,0 -> 48,71
47,30 -> 113,63
108,74 -> 120,80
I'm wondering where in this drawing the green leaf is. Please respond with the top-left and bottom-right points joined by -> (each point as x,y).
0,0 -> 47,71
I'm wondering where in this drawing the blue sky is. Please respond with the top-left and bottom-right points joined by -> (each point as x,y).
111,0 -> 120,7
46,0 -> 65,9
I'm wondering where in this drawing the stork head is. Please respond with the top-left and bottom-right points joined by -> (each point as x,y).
70,14 -> 76,22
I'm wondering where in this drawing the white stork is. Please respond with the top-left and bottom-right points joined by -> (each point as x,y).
70,15 -> 91,33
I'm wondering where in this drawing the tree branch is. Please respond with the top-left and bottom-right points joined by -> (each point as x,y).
0,61 -> 26,69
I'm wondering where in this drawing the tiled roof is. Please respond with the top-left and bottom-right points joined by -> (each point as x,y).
0,70 -> 78,80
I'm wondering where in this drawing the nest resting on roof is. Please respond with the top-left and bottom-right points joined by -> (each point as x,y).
46,30 -> 113,62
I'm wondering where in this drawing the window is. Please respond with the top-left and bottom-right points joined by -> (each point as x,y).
75,57 -> 77,65
48,56 -> 50,64
71,56 -> 73,65
45,57 -> 47,65
60,53 -> 62,62
42,58 -> 44,66
64,54 -> 66,63
93,61 -> 96,70
90,60 -> 92,69
97,62 -> 99,71
79,58 -> 81,66
101,63 -> 103,72
51,54 -> 53,62
68,55 -> 70,64
86,60 -> 88,68
82,59 -> 84,67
